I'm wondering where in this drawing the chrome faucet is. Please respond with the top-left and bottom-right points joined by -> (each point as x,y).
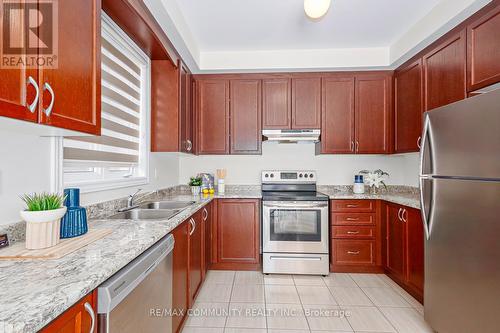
119,189 -> 142,212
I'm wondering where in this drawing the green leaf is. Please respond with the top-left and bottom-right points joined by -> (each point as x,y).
21,192 -> 66,211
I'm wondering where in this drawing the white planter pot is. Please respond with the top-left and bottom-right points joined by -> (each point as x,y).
20,207 -> 67,250
191,186 -> 201,196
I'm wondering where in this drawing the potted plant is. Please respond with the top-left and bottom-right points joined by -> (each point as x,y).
359,169 -> 389,194
188,176 -> 203,196
20,193 -> 67,249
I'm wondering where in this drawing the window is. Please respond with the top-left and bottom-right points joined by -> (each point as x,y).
62,13 -> 151,192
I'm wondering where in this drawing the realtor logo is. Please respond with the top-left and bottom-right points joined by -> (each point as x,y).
1,0 -> 58,68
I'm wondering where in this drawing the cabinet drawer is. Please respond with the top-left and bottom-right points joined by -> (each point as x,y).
333,240 -> 376,265
331,200 -> 375,212
331,213 -> 376,226
332,226 -> 375,239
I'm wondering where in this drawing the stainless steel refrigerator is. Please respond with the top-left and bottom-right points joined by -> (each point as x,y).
420,88 -> 500,333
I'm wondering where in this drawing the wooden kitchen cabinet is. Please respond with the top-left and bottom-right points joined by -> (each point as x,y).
424,30 -> 467,111
214,199 -> 260,270
188,210 -> 203,305
291,77 -> 321,129
320,77 -> 355,153
330,200 -> 382,272
355,74 -> 392,154
40,291 -> 97,333
179,61 -> 194,153
262,78 -> 291,129
202,202 -> 212,277
394,60 -> 424,153
384,204 -> 424,303
38,0 -> 101,134
230,79 -> 262,154
467,4 -> 500,91
195,79 -> 230,154
172,219 -> 189,333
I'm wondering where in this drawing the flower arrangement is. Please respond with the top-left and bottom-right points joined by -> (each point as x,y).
359,169 -> 389,193
188,176 -> 203,195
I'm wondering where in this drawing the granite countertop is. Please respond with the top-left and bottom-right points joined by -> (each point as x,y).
0,185 -> 418,332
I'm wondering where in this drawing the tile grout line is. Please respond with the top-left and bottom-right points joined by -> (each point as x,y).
293,275 -> 312,332
324,276 -> 356,333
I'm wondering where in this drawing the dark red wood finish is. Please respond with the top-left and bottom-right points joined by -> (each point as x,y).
188,210 -> 203,306
179,61 -> 194,153
385,203 -> 406,281
172,220 -> 189,333
291,77 -> 321,129
262,78 -> 291,129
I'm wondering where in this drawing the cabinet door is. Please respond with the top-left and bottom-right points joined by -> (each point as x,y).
230,79 -> 262,154
179,62 -> 194,153
189,211 -> 203,305
196,79 -> 230,154
424,30 -> 466,111
405,208 -> 424,295
202,203 -> 212,277
395,60 -> 424,153
386,204 -> 406,281
355,75 -> 391,153
0,1 -> 38,123
38,0 -> 101,135
321,77 -> 355,153
291,77 -> 321,129
262,78 -> 291,129
217,199 -> 260,265
172,220 -> 189,333
40,291 -> 97,332
467,5 -> 500,91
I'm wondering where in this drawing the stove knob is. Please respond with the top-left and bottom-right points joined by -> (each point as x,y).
270,174 -> 274,178
310,173 -> 314,178
264,173 -> 269,178
304,174 -> 308,178
299,174 -> 303,178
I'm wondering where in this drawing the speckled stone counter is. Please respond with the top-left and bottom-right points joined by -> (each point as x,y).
318,185 -> 420,209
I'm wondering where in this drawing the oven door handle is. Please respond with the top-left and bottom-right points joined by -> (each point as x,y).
264,203 -> 328,209
269,256 -> 322,261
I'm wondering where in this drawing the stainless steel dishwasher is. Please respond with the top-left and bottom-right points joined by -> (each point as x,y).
97,234 -> 174,333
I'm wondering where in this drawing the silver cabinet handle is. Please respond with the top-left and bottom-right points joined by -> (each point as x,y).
42,82 -> 55,116
397,208 -> 403,222
347,231 -> 360,235
186,139 -> 192,152
84,302 -> 95,333
417,136 -> 422,149
351,141 -> 354,152
346,217 -> 360,221
347,251 -> 360,255
26,76 -> 39,113
202,208 -> 208,221
356,141 -> 359,152
346,204 -> 358,208
189,218 -> 196,236
402,209 -> 408,223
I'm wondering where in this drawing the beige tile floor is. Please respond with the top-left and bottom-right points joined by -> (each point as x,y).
182,271 -> 433,333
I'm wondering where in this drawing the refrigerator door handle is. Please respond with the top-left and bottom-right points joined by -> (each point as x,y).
420,177 -> 432,240
420,114 -> 433,177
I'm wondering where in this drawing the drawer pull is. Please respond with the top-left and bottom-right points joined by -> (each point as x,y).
347,231 -> 360,235
346,217 -> 360,221
346,204 -> 358,208
347,251 -> 360,255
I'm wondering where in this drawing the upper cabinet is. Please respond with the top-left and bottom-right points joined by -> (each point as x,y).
179,62 -> 194,153
423,30 -> 467,111
262,78 -> 291,129
320,77 -> 355,154
467,5 -> 500,92
196,79 -> 230,154
291,77 -> 321,129
0,0 -> 101,135
394,60 -> 424,153
230,79 -> 262,154
355,74 -> 392,154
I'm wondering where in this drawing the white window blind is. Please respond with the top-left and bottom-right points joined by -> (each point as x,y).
63,13 -> 150,191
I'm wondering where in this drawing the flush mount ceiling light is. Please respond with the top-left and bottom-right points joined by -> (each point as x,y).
304,0 -> 331,20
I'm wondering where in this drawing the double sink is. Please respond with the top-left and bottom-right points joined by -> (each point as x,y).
109,200 -> 195,220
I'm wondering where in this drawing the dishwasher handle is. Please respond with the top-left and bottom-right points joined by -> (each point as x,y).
97,234 -> 174,314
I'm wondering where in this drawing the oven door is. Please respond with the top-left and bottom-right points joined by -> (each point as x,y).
262,201 -> 329,254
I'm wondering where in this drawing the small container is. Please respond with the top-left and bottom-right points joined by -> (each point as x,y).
353,175 -> 365,194
218,179 -> 225,194
60,188 -> 88,239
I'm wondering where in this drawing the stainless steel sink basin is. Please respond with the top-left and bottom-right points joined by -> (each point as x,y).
139,200 -> 195,210
109,209 -> 182,220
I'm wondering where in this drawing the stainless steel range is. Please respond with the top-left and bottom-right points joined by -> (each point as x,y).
261,170 -> 329,275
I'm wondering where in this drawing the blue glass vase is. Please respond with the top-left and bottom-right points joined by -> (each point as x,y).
60,188 -> 88,239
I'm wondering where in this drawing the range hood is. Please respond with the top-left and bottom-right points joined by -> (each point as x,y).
262,129 -> 320,143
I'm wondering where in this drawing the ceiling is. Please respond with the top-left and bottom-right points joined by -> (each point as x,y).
174,0 -> 441,52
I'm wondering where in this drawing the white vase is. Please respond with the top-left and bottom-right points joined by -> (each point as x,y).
20,207 -> 67,250
191,186 -> 201,196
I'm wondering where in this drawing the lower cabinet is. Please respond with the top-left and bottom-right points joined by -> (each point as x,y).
211,199 -> 261,270
40,291 -> 97,333
384,203 -> 424,302
202,202 -> 212,277
188,210 -> 203,306
172,219 -> 189,333
330,200 -> 383,272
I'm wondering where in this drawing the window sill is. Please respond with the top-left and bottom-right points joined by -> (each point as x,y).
64,177 -> 149,194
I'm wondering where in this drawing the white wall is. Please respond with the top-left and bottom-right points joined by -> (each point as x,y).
0,130 -> 180,225
179,143 -> 419,186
